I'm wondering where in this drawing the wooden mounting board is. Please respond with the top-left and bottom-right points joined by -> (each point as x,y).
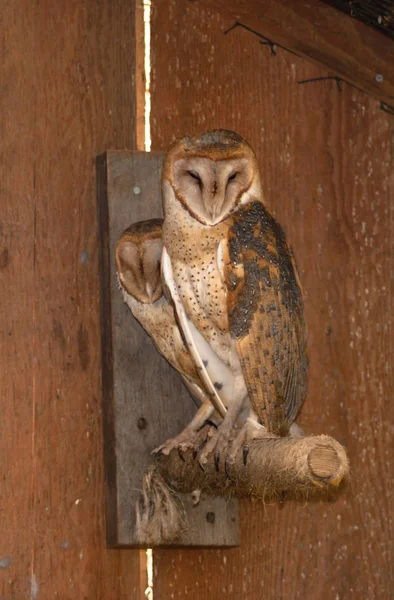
96,151 -> 239,548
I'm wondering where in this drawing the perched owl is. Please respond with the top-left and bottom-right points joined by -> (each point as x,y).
115,219 -> 229,455
161,130 -> 308,464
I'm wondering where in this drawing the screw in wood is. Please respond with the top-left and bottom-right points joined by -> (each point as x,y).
206,512 -> 215,524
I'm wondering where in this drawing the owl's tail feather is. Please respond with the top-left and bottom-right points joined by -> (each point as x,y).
136,467 -> 186,545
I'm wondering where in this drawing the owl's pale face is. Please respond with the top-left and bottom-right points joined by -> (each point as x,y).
116,221 -> 163,304
172,156 -> 253,226
163,130 -> 261,226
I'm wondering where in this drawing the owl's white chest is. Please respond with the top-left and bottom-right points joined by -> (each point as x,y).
162,204 -> 246,408
163,206 -> 229,357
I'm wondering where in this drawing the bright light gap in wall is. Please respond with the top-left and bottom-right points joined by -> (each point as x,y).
143,2 -> 153,597
145,548 -> 154,599
143,0 -> 152,152
143,5 -> 153,595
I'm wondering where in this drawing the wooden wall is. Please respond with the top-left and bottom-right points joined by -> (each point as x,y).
150,1 -> 394,598
2,0 -> 393,598
0,2 -> 144,598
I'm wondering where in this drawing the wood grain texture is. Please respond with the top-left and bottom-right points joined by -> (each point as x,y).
195,0 -> 394,106
97,151 -> 239,547
0,1 -> 144,598
150,1 -> 394,598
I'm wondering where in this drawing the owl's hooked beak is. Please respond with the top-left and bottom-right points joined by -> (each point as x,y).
204,192 -> 226,225
145,281 -> 154,299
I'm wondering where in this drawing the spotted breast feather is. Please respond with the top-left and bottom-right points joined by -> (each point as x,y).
224,200 -> 308,435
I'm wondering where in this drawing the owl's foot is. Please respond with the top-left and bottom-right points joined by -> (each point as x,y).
152,426 -> 208,458
225,418 -> 269,469
197,420 -> 236,470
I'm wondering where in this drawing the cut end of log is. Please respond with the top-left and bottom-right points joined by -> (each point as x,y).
307,444 -> 346,486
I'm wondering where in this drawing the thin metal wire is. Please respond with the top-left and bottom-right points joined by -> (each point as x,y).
223,21 -> 298,57
297,76 -> 344,92
380,101 -> 394,115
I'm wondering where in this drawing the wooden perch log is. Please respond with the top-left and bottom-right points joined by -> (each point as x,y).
136,429 -> 349,544
155,430 -> 349,499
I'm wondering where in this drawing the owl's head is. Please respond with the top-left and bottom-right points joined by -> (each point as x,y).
162,130 -> 261,226
116,219 -> 163,304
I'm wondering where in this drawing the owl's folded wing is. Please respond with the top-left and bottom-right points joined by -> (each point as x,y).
223,201 -> 308,434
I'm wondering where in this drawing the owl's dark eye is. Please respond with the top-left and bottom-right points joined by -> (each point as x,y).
188,170 -> 200,181
187,170 -> 203,188
228,172 -> 238,182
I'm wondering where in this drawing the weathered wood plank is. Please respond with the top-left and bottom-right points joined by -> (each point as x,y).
150,0 -> 394,597
195,0 -> 394,106
0,3 -> 35,597
97,150 -> 239,548
0,1 -> 145,598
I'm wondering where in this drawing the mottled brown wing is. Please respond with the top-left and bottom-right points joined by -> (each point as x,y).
225,201 -> 308,435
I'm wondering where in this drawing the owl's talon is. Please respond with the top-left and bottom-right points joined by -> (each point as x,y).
224,457 -> 233,480
279,491 -> 287,504
198,459 -> 206,472
193,442 -> 202,459
178,447 -> 186,462
193,435 -> 208,459
243,444 -> 249,465
214,451 -> 220,472
151,446 -> 162,457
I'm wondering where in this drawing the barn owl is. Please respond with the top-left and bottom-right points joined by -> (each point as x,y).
161,130 -> 308,465
116,219 -> 229,455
